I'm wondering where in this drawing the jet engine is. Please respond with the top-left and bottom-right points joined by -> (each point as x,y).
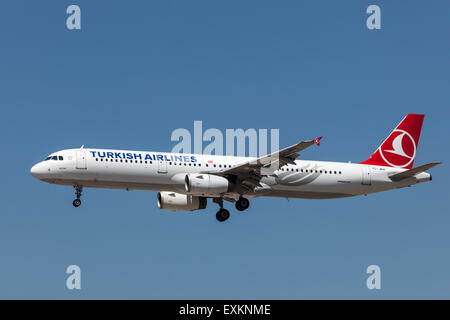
157,192 -> 207,212
184,173 -> 230,196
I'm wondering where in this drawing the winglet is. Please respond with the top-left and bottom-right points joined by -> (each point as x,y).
314,136 -> 323,146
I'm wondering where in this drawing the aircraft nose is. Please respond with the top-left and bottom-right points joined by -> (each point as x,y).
30,163 -> 46,179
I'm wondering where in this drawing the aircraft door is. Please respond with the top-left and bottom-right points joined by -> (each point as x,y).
361,166 -> 371,185
76,151 -> 87,169
158,159 -> 167,173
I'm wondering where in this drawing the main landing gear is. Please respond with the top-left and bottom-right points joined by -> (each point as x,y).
235,197 -> 250,211
73,186 -> 83,207
213,197 -> 250,222
216,208 -> 230,222
213,198 -> 230,222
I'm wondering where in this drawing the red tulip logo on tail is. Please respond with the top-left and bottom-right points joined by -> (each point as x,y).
379,130 -> 416,168
360,114 -> 424,170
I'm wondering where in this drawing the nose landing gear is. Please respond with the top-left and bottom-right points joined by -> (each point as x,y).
73,186 -> 83,207
73,199 -> 81,207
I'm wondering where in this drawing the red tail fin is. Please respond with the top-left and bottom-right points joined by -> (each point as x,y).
360,114 -> 424,169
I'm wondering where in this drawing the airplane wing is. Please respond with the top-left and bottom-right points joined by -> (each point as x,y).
389,161 -> 441,181
213,137 -> 322,191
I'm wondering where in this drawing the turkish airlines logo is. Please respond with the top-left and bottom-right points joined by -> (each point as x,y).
379,129 -> 416,168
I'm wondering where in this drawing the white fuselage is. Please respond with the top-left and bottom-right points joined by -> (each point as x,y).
30,148 -> 431,200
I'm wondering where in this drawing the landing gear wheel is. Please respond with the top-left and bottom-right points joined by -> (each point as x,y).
235,197 -> 250,211
73,199 -> 81,207
216,209 -> 230,222
73,185 -> 83,207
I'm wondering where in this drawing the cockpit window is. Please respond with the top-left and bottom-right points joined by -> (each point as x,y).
44,155 -> 63,161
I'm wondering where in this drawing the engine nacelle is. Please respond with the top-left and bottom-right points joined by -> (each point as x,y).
157,192 -> 207,212
185,173 -> 230,196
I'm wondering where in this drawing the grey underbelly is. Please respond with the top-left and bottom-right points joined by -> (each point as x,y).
42,178 -> 178,192
259,190 -> 353,199
43,178 -> 353,199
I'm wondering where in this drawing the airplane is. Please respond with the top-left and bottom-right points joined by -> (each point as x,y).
30,114 -> 440,222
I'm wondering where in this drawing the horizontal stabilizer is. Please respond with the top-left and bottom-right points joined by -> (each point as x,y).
389,162 -> 441,181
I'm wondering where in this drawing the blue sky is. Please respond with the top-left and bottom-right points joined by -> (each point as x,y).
0,0 -> 449,299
